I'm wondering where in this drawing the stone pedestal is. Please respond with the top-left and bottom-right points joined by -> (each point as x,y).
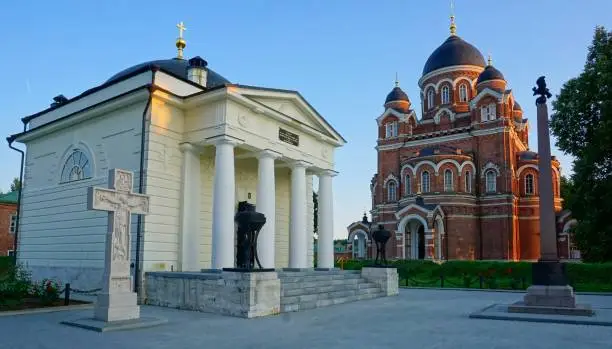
361,267 -> 399,296
523,285 -> 576,308
222,270 -> 281,318
94,291 -> 140,322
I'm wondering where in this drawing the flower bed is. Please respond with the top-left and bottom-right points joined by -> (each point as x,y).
336,259 -> 612,292
0,257 -> 88,312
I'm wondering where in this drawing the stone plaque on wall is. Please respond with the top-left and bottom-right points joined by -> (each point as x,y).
279,128 -> 299,146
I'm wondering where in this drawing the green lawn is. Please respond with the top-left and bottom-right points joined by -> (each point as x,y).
337,259 -> 612,292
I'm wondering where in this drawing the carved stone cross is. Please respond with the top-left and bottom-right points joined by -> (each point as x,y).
87,168 -> 150,322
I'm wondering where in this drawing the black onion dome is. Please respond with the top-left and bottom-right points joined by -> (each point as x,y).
385,86 -> 409,104
106,58 -> 230,87
422,35 -> 486,76
476,65 -> 505,84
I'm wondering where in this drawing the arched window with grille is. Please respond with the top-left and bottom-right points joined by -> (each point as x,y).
404,174 -> 411,196
465,171 -> 472,193
387,181 -> 397,202
421,171 -> 430,193
427,89 -> 435,110
525,173 -> 535,195
459,84 -> 468,102
60,149 -> 92,183
441,86 -> 450,104
444,169 -> 453,192
485,170 -> 497,193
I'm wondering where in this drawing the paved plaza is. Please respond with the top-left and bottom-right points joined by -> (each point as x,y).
1,289 -> 611,349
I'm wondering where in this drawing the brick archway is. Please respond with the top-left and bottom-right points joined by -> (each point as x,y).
398,214 -> 430,260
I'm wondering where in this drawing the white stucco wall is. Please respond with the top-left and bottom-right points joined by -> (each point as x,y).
141,98 -> 185,272
18,99 -> 148,290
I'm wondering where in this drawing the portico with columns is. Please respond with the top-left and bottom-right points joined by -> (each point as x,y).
170,84 -> 345,272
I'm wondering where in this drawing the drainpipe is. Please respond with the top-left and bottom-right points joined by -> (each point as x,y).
6,122 -> 27,264
134,70 -> 157,295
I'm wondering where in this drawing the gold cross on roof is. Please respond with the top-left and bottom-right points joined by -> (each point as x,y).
177,21 -> 187,39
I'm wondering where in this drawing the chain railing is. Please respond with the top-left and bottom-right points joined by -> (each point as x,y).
59,283 -> 102,305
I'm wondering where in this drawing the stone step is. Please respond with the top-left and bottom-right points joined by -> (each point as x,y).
280,291 -> 386,312
281,281 -> 379,296
280,277 -> 364,290
279,274 -> 363,284
277,270 -> 361,277
280,286 -> 382,305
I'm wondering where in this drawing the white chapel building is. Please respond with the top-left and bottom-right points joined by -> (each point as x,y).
7,25 -> 345,292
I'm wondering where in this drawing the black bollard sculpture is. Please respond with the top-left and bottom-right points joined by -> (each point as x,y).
233,201 -> 267,270
372,224 -> 391,266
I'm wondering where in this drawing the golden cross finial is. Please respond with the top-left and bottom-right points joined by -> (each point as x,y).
395,72 -> 399,87
449,0 -> 457,35
177,21 -> 187,39
175,21 -> 187,59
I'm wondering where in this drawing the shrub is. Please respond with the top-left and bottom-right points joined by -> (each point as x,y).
335,258 -> 612,292
31,279 -> 61,305
0,263 -> 32,307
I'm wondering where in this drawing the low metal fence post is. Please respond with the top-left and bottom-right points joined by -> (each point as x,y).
64,283 -> 71,306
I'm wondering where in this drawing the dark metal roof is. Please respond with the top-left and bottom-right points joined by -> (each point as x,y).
422,35 -> 486,76
476,65 -> 505,84
514,101 -> 522,111
415,196 -> 437,211
518,151 -> 538,160
385,86 -> 409,104
416,145 -> 462,157
106,58 -> 230,87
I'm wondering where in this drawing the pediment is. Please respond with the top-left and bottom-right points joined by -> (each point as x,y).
236,87 -> 345,145
470,88 -> 504,108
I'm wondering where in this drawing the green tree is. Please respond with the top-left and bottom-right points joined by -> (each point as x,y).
550,26 -> 612,262
10,177 -> 21,192
559,176 -> 576,209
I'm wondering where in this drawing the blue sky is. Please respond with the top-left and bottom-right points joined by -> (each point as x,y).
1,1 -> 611,238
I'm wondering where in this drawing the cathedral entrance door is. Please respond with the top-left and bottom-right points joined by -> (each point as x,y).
417,225 -> 425,260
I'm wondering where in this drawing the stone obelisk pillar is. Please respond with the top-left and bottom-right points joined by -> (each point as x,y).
524,76 -> 575,307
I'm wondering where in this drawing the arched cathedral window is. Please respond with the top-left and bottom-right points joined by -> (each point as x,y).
405,174 -> 411,196
427,89 -> 435,110
441,86 -> 450,104
387,181 -> 397,202
60,150 -> 92,183
485,170 -> 496,193
421,171 -> 430,193
465,171 -> 472,193
459,84 -> 468,102
444,169 -> 453,192
525,174 -> 535,195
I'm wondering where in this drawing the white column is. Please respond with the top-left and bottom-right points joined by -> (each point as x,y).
211,136 -> 240,270
289,161 -> 310,269
317,170 -> 336,269
179,143 -> 201,271
256,150 -> 280,269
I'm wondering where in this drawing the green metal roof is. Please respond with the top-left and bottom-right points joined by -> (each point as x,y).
0,191 -> 18,204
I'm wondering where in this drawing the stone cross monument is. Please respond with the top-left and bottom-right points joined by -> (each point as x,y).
88,169 -> 150,322
63,169 -> 167,331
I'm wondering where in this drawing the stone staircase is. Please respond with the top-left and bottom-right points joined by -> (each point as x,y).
278,269 -> 385,313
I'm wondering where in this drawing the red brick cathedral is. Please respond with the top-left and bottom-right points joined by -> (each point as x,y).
346,20 -> 578,262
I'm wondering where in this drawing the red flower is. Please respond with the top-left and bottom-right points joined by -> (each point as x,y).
506,268 -> 513,275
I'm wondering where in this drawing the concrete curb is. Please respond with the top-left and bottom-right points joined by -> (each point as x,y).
0,303 -> 93,317
399,286 -> 612,296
